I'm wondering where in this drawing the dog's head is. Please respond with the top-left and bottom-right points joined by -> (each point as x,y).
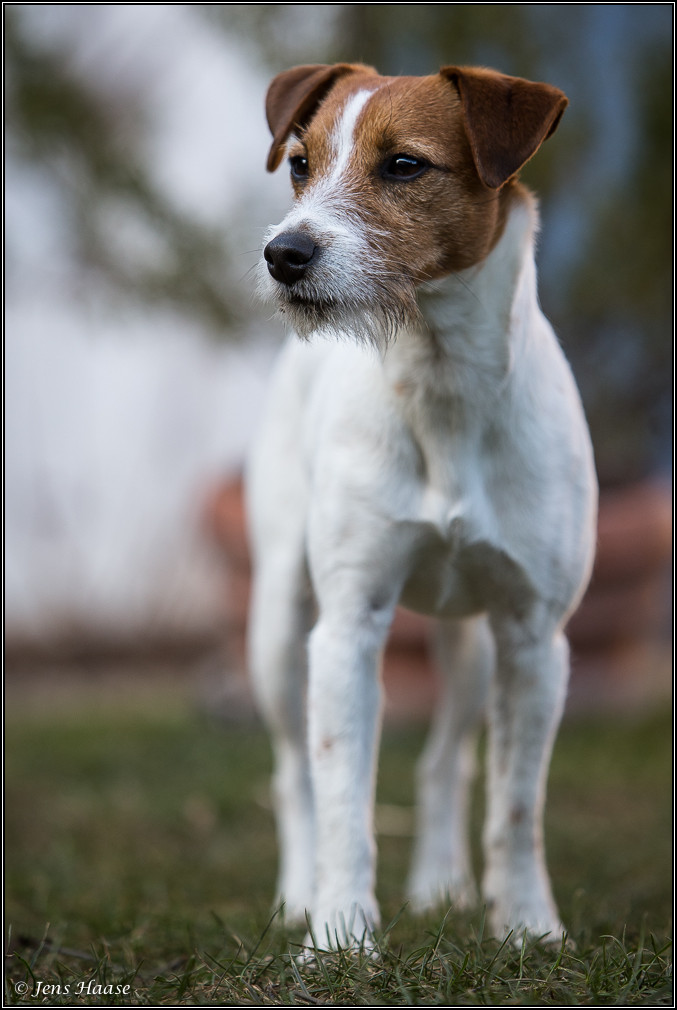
260,63 -> 567,345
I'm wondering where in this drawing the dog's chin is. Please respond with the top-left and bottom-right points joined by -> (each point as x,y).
273,289 -> 418,349
281,294 -> 338,335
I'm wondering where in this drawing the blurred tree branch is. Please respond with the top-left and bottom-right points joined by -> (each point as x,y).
6,10 -> 242,335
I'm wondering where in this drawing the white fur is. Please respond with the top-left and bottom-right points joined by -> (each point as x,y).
328,89 -> 374,180
248,106 -> 597,953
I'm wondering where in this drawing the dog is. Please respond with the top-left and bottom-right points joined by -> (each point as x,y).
246,62 -> 597,952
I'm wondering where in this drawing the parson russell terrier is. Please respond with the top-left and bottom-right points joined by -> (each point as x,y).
246,63 -> 598,951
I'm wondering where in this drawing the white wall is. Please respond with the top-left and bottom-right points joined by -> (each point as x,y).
6,6 -> 290,644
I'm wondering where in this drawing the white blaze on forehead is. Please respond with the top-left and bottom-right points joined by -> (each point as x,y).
328,89 -> 375,181
272,88 -> 376,243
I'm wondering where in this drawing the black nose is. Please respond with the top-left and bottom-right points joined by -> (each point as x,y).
264,231 -> 317,285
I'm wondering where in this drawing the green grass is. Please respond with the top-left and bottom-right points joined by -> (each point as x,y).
4,693 -> 672,1005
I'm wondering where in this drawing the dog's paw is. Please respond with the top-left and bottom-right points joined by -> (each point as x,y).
487,899 -> 568,947
274,875 -> 315,927
274,887 -> 314,928
300,902 -> 380,958
503,921 -> 570,950
407,873 -> 478,914
297,930 -> 380,966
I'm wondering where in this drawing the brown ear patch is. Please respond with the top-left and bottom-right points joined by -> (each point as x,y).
441,66 -> 568,189
265,63 -> 374,172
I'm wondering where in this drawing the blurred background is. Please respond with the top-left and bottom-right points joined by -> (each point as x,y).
5,4 -> 672,715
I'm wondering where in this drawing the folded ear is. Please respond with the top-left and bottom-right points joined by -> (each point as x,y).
265,63 -> 372,172
440,66 -> 568,189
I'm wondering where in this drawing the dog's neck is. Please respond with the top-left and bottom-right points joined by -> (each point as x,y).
379,187 -> 541,496
384,185 -> 540,404
425,186 -> 539,354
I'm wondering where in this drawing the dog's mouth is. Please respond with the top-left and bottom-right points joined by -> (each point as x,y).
263,265 -> 420,347
285,291 -> 336,312
275,287 -> 343,334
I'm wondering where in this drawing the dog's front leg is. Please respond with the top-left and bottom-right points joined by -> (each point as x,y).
248,554 -> 315,922
305,590 -> 395,952
483,613 -> 569,942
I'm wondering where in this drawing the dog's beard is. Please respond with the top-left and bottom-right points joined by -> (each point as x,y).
260,271 -> 420,349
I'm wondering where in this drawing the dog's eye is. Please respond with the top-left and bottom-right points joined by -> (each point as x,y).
289,156 -> 309,182
382,154 -> 429,181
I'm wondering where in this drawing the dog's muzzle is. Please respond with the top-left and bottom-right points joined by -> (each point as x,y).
261,220 -> 416,345
264,231 -> 318,286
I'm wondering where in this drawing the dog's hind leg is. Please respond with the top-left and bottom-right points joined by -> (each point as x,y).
482,613 -> 568,941
407,615 -> 493,912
